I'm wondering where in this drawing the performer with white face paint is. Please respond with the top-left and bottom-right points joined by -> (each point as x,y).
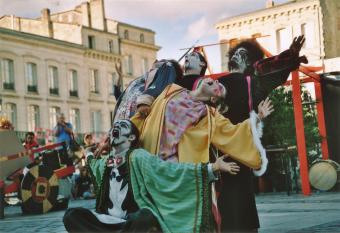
217,36 -> 306,232
113,50 -> 208,121
63,119 -> 249,233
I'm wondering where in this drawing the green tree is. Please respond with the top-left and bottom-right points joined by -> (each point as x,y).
261,86 -> 321,192
262,86 -> 321,159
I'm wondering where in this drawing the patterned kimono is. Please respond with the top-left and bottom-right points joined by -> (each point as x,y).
132,84 -> 267,175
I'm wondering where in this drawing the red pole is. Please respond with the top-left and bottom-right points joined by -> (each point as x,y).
314,81 -> 329,159
291,70 -> 311,195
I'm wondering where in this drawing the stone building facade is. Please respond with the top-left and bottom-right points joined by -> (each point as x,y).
216,0 -> 340,73
0,0 -> 160,136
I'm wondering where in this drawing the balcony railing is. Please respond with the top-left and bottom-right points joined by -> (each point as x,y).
49,87 -> 59,95
69,90 -> 78,97
90,90 -> 99,94
27,85 -> 38,93
3,82 -> 15,90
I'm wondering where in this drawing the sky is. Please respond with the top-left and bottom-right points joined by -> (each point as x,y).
0,0 -> 289,73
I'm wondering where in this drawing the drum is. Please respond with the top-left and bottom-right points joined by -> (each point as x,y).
21,165 -> 59,214
309,159 -> 340,191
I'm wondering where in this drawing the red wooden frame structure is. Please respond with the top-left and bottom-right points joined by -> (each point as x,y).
203,46 -> 328,196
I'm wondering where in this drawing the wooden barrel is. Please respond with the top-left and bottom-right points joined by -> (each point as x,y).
309,160 -> 340,191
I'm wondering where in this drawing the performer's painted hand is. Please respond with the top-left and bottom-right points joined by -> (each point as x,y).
289,35 -> 305,55
258,97 -> 274,120
137,104 -> 151,118
213,155 -> 240,175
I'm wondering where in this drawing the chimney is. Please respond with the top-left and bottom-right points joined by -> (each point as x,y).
266,0 -> 275,8
89,0 -> 107,31
81,2 -> 91,27
41,8 -> 53,37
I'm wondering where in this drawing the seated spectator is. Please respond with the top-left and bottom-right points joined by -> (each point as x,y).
23,132 -> 39,150
74,167 -> 95,199
22,132 -> 41,175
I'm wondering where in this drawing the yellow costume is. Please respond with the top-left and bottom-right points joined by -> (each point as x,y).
131,84 -> 267,174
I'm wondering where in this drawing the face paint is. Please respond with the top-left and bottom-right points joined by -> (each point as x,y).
228,47 -> 250,73
184,52 -> 204,75
110,120 -> 132,146
198,78 -> 223,98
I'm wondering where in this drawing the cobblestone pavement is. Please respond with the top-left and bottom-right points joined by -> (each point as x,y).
1,192 -> 340,233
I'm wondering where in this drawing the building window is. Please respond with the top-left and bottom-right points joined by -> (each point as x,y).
108,72 -> 117,96
69,108 -> 80,133
26,62 -> 38,93
28,105 -> 40,131
140,34 -> 144,43
4,103 -> 17,129
90,69 -> 99,94
49,106 -> 60,129
108,40 -> 114,53
301,23 -> 314,48
124,30 -> 129,39
141,58 -> 149,74
48,66 -> 59,95
69,69 -> 78,97
1,59 -> 15,90
276,28 -> 291,53
91,110 -> 102,132
88,35 -> 95,49
124,55 -> 133,75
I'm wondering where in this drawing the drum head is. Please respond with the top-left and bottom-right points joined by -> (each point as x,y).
309,161 -> 337,191
21,165 -> 59,214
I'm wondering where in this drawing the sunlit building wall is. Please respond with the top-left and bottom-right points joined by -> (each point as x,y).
0,0 -> 160,135
216,0 -> 340,73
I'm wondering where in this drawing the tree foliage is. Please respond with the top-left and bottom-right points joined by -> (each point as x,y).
262,86 -> 321,165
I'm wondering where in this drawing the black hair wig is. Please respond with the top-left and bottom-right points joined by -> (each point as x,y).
228,40 -> 264,74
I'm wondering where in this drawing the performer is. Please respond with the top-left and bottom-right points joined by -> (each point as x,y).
113,50 -> 207,121
63,119 -> 242,233
137,50 -> 207,117
217,36 -> 306,232
131,78 -> 273,174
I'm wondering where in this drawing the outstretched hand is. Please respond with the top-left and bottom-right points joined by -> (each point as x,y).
289,35 -> 305,55
258,97 -> 274,120
213,155 -> 240,175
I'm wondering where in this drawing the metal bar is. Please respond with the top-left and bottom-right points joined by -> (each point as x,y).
291,70 -> 311,196
4,181 -> 19,194
54,166 -> 75,178
30,142 -> 64,154
314,81 -> 329,159
0,142 -> 65,162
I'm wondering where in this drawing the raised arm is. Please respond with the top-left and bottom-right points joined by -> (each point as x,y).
252,36 -> 307,103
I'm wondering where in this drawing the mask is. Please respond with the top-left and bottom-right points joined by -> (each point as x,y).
109,120 -> 132,146
228,47 -> 250,73
184,52 -> 205,75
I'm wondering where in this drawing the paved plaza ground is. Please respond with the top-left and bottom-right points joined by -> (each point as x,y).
1,192 -> 340,233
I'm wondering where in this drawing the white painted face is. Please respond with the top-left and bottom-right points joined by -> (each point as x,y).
229,47 -> 250,73
184,52 -> 205,75
110,120 -> 132,147
197,78 -> 226,98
